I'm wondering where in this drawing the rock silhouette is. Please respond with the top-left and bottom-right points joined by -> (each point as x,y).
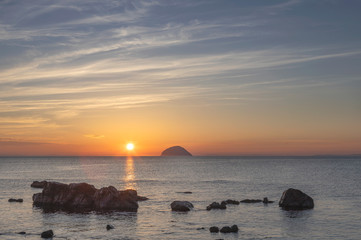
161,146 -> 192,156
31,181 -> 48,188
279,188 -> 314,210
33,182 -> 146,212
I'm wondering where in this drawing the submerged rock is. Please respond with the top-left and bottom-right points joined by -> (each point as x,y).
31,181 -> 47,188
161,146 -> 192,156
33,182 -> 146,212
240,199 -> 262,203
170,201 -> 194,212
279,188 -> 314,210
209,226 -> 219,233
223,199 -> 240,205
220,225 -> 238,233
8,198 -> 23,202
206,202 -> 227,210
106,224 -> 114,230
17,231 -> 26,235
41,230 -> 53,238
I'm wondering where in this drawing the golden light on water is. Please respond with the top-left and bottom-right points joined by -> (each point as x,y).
124,156 -> 136,189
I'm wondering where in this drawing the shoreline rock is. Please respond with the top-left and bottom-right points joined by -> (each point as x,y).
33,181 -> 146,212
279,188 -> 314,210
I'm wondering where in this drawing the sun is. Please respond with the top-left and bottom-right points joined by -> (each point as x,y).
126,143 -> 134,151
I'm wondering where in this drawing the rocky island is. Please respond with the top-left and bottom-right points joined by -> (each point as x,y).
161,146 -> 192,156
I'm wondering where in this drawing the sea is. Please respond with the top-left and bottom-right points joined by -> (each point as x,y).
1,156 -> 361,240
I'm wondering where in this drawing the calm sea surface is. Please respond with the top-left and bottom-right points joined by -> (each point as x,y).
0,156 -> 361,240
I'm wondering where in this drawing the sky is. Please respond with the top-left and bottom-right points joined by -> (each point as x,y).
0,0 -> 360,156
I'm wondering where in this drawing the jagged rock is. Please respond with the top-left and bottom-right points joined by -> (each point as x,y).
8,198 -> 23,202
106,224 -> 114,230
161,146 -> 192,156
263,197 -> 274,204
209,226 -> 219,233
170,201 -> 194,212
41,230 -> 53,238
240,199 -> 262,203
279,188 -> 314,210
33,182 -> 146,212
31,181 -> 47,188
206,202 -> 227,210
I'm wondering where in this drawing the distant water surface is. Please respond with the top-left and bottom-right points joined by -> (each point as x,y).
0,156 -> 361,239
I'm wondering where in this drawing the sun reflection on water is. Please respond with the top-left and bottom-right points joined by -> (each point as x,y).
124,156 -> 136,189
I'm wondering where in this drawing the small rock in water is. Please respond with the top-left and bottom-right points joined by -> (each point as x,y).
206,202 -> 227,210
31,180 -> 48,188
224,199 -> 240,205
263,197 -> 274,204
106,224 -> 114,230
8,198 -> 23,202
17,231 -> 26,234
240,199 -> 262,203
196,227 -> 205,230
279,188 -> 314,210
170,201 -> 194,212
41,230 -> 54,238
218,225 -> 238,233
209,226 -> 219,233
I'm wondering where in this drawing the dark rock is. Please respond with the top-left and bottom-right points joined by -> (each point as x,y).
230,225 -> 239,232
209,226 -> 219,233
41,230 -> 53,238
206,202 -> 227,210
8,198 -> 23,202
220,225 -> 238,233
263,197 -> 274,204
17,231 -> 26,234
31,181 -> 47,188
161,146 -> 192,156
136,196 -> 149,201
279,188 -> 314,210
240,199 -> 262,203
33,182 -> 144,212
224,199 -> 240,205
197,227 -> 205,230
106,224 -> 114,230
177,191 -> 192,194
220,226 -> 232,233
170,201 -> 194,212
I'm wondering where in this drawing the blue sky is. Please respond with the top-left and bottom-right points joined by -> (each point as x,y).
0,0 -> 360,155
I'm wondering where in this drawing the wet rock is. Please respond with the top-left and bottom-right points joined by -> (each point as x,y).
263,197 -> 274,204
170,201 -> 194,212
106,224 -> 114,230
33,182 -> 144,212
8,198 -> 23,202
220,225 -> 238,233
279,188 -> 314,210
240,199 -> 262,203
31,181 -> 47,188
209,226 -> 219,233
41,230 -> 53,238
224,199 -> 240,205
206,202 -> 227,210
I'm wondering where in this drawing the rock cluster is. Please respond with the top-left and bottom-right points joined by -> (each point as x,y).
209,225 -> 238,233
33,182 -> 147,212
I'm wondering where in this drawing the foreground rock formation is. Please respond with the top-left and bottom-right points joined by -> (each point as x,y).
279,188 -> 314,210
33,182 -> 147,212
161,146 -> 192,156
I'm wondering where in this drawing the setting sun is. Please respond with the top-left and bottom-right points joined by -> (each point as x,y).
126,143 -> 134,151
